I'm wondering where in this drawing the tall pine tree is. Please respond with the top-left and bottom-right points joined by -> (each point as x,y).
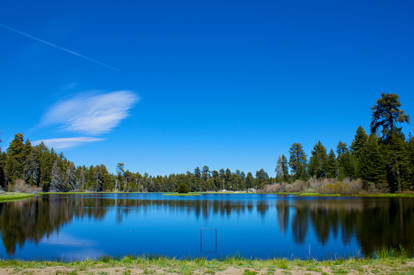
275,154 -> 289,182
327,149 -> 337,178
5,133 -> 26,183
289,143 -> 307,180
359,134 -> 386,187
309,141 -> 328,178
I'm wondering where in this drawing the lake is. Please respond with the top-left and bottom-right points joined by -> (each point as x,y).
0,193 -> 413,261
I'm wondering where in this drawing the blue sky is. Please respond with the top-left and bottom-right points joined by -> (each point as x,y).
1,0 -> 413,175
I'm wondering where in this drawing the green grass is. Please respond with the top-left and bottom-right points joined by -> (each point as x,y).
0,255 -> 413,275
0,192 -> 34,202
299,193 -> 342,197
162,193 -> 201,196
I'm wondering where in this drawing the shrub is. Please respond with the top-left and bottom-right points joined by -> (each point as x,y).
177,182 -> 189,193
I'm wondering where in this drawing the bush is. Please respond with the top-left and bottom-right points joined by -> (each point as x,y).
177,182 -> 189,193
8,179 -> 41,193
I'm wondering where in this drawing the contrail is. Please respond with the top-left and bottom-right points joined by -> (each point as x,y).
0,23 -> 119,71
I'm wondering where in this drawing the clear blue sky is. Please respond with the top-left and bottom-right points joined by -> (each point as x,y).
1,0 -> 413,176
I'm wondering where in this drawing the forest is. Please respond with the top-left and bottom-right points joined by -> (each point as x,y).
0,93 -> 413,193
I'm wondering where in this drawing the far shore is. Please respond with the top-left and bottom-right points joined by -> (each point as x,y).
2,191 -> 414,203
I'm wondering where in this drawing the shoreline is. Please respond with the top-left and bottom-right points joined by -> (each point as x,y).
2,191 -> 414,203
0,256 -> 413,274
39,191 -> 414,198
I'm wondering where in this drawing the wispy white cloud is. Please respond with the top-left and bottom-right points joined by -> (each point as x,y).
33,137 -> 103,149
41,90 -> 139,135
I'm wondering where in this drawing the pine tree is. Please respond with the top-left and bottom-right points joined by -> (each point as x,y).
24,147 -> 40,186
351,126 -> 368,177
370,93 -> 409,142
255,169 -> 269,189
289,143 -> 307,180
5,133 -> 26,182
0,148 -> 5,189
66,163 -> 76,191
275,154 -> 289,182
385,133 -> 410,192
351,126 -> 368,154
50,160 -> 64,192
336,142 -> 355,179
359,134 -> 386,186
408,136 -> 414,189
327,149 -> 337,178
309,141 -> 328,178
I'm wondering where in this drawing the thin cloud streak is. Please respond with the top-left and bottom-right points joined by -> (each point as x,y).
33,137 -> 103,149
0,23 -> 119,71
41,90 -> 139,135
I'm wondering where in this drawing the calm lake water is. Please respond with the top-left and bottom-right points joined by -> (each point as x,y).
0,193 -> 413,260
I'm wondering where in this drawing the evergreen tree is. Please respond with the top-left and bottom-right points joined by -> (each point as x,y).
5,133 -> 26,182
0,147 -> 5,189
255,169 -> 269,189
385,133 -> 410,192
370,93 -> 409,142
351,126 -> 368,177
245,172 -> 254,189
327,149 -> 337,178
336,142 -> 354,179
359,134 -> 386,186
275,154 -> 289,182
309,141 -> 328,178
66,163 -> 77,191
289,143 -> 307,180
24,147 -> 40,186
408,136 -> 414,189
50,160 -> 64,192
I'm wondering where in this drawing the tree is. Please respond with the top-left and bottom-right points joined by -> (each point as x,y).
24,147 -> 40,186
5,133 -> 26,182
309,141 -> 328,178
289,143 -> 307,180
275,154 -> 289,183
177,182 -> 189,193
0,147 -> 5,189
116,163 -> 125,191
327,149 -> 336,178
351,126 -> 368,154
351,126 -> 368,177
359,134 -> 386,186
66,163 -> 77,191
370,93 -> 409,142
336,142 -> 355,179
50,160 -> 64,192
245,172 -> 254,189
255,169 -> 269,189
385,133 -> 410,192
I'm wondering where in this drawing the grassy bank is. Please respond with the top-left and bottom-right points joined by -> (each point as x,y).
263,192 -> 414,198
1,256 -> 413,274
0,192 -> 34,202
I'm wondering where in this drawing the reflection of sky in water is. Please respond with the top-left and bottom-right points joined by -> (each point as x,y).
0,194 -> 411,260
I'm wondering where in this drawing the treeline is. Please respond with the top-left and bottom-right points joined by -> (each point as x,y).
0,135 -> 271,192
0,93 -> 413,193
276,93 -> 414,192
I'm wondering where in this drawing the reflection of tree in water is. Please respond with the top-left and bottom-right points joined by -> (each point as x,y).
1,196 -> 414,257
0,196 -> 270,255
276,198 -> 414,256
276,200 -> 289,234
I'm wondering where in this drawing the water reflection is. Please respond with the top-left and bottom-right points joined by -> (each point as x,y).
0,194 -> 413,258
